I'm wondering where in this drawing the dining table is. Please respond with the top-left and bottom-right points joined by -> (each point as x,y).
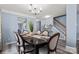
20,32 -> 50,54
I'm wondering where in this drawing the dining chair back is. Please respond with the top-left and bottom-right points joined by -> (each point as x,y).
15,32 -> 24,54
48,33 -> 60,53
15,32 -> 23,45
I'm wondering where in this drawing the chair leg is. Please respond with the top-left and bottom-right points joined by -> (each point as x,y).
18,46 -> 20,54
18,46 -> 23,54
48,50 -> 50,54
23,40 -> 26,54
23,46 -> 26,54
23,51 -> 26,54
48,51 -> 50,54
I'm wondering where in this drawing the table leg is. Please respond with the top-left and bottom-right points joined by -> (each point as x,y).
23,40 -> 26,54
35,45 -> 39,54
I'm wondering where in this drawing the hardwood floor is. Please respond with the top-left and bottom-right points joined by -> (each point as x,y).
0,44 -> 18,54
76,40 -> 79,54
0,39 -> 72,54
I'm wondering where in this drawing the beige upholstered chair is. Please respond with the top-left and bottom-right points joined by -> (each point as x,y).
15,32 -> 24,54
48,33 -> 60,54
15,32 -> 35,54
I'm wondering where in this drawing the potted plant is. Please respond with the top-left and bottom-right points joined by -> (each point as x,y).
29,21 -> 33,35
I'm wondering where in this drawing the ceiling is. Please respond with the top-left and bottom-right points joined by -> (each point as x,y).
0,4 -> 66,18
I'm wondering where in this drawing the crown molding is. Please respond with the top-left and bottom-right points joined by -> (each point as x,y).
1,9 -> 27,17
0,9 -> 40,19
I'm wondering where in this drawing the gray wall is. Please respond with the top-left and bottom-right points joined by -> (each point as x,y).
66,4 -> 77,47
2,12 -> 18,44
0,11 -> 2,50
77,15 -> 79,40
55,15 -> 66,26
1,12 -> 40,44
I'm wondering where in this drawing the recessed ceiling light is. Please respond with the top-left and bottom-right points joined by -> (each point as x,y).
45,15 -> 51,18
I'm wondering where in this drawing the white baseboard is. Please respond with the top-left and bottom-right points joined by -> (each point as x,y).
66,46 -> 77,54
6,41 -> 17,45
1,41 -> 17,51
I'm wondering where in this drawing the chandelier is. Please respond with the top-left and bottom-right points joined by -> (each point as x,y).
28,4 -> 42,15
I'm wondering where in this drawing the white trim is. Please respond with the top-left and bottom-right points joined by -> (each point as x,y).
1,9 -> 37,19
1,9 -> 27,17
66,46 -> 77,54
2,41 -> 17,50
6,41 -> 17,45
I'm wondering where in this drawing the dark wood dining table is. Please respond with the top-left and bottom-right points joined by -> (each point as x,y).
21,33 -> 50,54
